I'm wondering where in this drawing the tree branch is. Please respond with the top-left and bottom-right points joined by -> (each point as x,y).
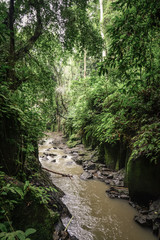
60,95 -> 68,112
56,108 -> 67,119
15,5 -> 42,62
42,167 -> 72,178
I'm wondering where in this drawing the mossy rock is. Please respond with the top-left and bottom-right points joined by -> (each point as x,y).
103,143 -> 127,170
127,156 -> 160,203
12,189 -> 59,240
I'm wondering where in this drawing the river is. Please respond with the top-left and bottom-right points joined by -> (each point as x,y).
39,132 -> 157,240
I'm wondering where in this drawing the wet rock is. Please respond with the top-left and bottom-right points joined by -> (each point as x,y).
75,158 -> 83,165
107,173 -> 114,179
134,215 -> 148,227
46,148 -> 51,151
41,156 -> 49,161
106,186 -> 129,200
98,164 -> 106,168
39,140 -> 46,145
53,224 -> 78,240
101,167 -> 111,171
78,151 -> 86,156
80,171 -> 93,180
112,179 -> 124,187
105,179 -> 111,184
88,170 -> 97,174
83,161 -> 96,170
51,159 -> 56,163
103,169 -> 125,187
101,171 -> 110,177
44,153 -> 57,157
129,201 -> 137,208
120,194 -> 129,200
129,198 -> 160,236
70,150 -> 79,154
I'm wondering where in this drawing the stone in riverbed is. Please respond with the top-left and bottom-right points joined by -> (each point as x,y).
83,161 -> 96,170
51,159 -> 56,163
44,153 -> 57,157
107,173 -> 114,179
39,140 -> 46,145
46,148 -> 51,151
80,171 -> 93,180
120,194 -> 129,200
106,186 -> 129,200
134,215 -> 148,227
101,171 -> 110,176
75,158 -> 83,165
41,156 -> 49,161
78,151 -> 86,156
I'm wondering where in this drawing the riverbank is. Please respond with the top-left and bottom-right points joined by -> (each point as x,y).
39,132 -> 158,240
62,135 -> 160,238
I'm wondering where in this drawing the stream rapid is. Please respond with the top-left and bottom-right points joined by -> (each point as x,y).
39,132 -> 157,240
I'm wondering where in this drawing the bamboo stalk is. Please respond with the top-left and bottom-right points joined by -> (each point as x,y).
64,216 -> 74,231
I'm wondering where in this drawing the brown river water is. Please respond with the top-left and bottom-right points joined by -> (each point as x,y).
39,132 -> 157,240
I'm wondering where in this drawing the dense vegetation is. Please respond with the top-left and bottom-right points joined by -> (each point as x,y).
61,0 -> 160,201
0,0 -> 160,238
0,0 -> 102,238
63,0 -> 160,164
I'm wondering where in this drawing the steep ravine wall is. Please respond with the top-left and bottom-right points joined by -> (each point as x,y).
127,156 -> 160,202
82,135 -> 160,203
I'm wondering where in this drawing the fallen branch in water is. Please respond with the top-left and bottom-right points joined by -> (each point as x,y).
42,167 -> 72,178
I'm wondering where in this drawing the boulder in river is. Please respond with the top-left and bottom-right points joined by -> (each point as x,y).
106,186 -> 129,200
44,152 -> 57,157
83,161 -> 96,170
74,158 -> 83,165
51,159 -> 56,163
134,198 -> 160,235
41,156 -> 49,161
80,171 -> 93,180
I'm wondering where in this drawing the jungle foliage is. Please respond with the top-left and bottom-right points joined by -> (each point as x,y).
0,0 -> 160,237
62,0 -> 160,165
0,0 -> 103,238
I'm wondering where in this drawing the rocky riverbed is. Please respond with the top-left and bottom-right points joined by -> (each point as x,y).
63,137 -> 160,238
39,132 -> 159,239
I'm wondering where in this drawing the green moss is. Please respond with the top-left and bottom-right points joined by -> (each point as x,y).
12,190 -> 59,240
127,156 -> 160,202
104,143 -> 119,169
66,139 -> 79,148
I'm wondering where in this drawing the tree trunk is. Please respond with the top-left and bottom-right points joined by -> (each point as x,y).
84,49 -> 87,78
8,0 -> 15,84
99,0 -> 106,59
